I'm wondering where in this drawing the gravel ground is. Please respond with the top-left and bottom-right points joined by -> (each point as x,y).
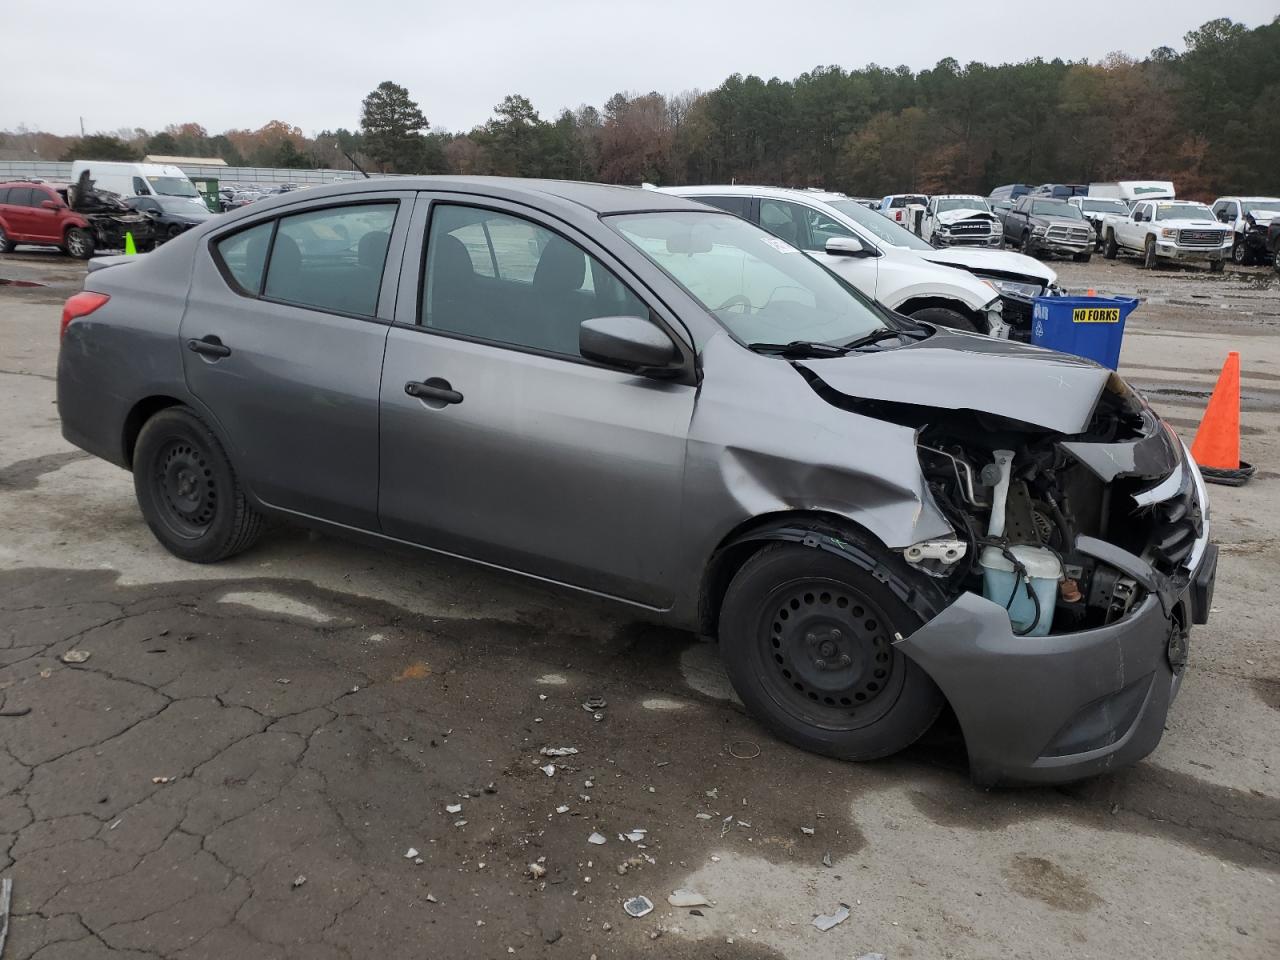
1,249 -> 1277,960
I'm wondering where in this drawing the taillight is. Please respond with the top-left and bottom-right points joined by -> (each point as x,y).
60,291 -> 110,341
895,211 -> 903,221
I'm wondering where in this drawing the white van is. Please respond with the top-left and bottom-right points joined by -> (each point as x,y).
68,161 -> 203,204
1088,180 -> 1176,205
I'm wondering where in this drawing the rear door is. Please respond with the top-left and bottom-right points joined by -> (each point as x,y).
377,194 -> 696,606
180,191 -> 411,528
5,188 -> 34,237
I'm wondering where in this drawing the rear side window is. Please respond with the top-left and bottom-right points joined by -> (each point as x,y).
0,188 -> 9,204
8,188 -> 34,207
693,195 -> 752,218
264,204 -> 397,316
215,221 -> 274,295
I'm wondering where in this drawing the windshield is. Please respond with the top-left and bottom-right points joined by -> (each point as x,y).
146,175 -> 200,198
158,196 -> 209,215
889,195 -> 927,208
1080,199 -> 1128,214
1155,203 -> 1214,221
827,199 -> 933,250
1242,200 -> 1280,215
936,197 -> 990,214
1031,201 -> 1082,219
609,211 -> 889,347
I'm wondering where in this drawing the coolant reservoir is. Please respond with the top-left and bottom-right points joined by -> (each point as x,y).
980,544 -> 1061,637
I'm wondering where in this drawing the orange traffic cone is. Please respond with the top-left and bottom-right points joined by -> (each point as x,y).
1190,352 -> 1254,485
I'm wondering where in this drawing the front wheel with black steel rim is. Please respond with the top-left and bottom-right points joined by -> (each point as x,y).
63,227 -> 94,260
1103,231 -> 1118,260
0,224 -> 15,253
133,406 -> 264,563
1231,239 -> 1248,265
1143,236 -> 1158,269
718,541 -> 946,761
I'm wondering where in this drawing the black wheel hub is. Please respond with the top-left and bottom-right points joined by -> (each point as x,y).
760,580 -> 899,727
154,440 -> 216,537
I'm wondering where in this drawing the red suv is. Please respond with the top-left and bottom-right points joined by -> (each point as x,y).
0,181 -> 104,258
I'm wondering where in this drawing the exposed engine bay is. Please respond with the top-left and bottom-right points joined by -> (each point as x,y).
63,171 -> 155,250
905,375 -> 1204,636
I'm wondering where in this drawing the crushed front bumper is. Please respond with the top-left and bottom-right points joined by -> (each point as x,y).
898,542 -> 1213,785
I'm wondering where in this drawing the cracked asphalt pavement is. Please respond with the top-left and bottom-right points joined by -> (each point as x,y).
1,252 -> 1278,959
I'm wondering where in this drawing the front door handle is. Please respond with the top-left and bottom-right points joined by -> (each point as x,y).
405,379 -> 463,405
187,336 -> 231,359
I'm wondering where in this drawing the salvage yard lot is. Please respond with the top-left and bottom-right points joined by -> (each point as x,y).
1,252 -> 1278,959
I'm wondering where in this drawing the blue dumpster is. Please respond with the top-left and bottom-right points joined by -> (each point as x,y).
1030,295 -> 1139,370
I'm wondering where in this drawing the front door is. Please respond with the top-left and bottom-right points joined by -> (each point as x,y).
757,197 -> 880,298
378,197 -> 696,607
179,193 -> 409,529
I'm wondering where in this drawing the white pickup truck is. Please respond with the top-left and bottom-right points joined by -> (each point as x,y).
1101,199 -> 1233,272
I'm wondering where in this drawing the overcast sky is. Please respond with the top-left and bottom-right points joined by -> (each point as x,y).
5,0 -> 1276,137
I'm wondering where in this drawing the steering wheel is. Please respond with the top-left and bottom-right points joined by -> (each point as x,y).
713,294 -> 754,314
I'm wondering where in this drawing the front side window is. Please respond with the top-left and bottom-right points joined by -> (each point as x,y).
422,204 -> 648,359
1031,201 -> 1082,219
133,177 -> 149,195
610,210 -> 889,348
827,198 -> 930,250
263,203 -> 397,316
759,199 -> 807,249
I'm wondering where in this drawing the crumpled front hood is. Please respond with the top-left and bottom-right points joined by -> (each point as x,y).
797,329 -> 1110,434
920,247 -> 1058,286
935,208 -> 996,225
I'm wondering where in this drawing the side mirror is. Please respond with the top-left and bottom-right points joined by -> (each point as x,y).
580,315 -> 678,374
40,199 -> 61,210
825,236 -> 877,258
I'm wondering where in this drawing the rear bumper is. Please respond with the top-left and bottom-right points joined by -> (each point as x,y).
898,543 -> 1215,786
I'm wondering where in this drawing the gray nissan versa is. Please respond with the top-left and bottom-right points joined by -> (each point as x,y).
56,177 -> 1217,785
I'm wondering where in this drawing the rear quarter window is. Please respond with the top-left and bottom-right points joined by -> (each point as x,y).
214,221 -> 275,295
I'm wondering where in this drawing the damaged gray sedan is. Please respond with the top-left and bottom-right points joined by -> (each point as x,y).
56,178 -> 1217,785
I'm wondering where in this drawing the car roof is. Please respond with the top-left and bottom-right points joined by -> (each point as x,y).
281,176 -> 708,215
660,184 -> 849,204
1217,196 -> 1280,202
933,194 -> 985,200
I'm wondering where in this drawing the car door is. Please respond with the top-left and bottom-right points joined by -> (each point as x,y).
5,188 -> 35,238
179,192 -> 410,528
377,195 -> 697,607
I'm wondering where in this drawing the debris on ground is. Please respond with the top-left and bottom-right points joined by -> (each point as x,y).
582,695 -> 606,711
813,903 -> 851,932
556,805 -> 570,814
855,954 -> 887,960
446,803 -> 463,814
624,828 -> 647,843
588,832 -> 607,845
60,649 -> 91,664
727,740 -> 761,759
453,820 -> 467,828
151,776 -> 171,785
540,764 -> 557,777
540,746 -> 579,757
623,895 -> 654,918
705,788 -> 719,799
528,863 -> 547,880
822,851 -> 833,868
404,847 -> 419,859
291,875 -> 306,888
668,889 -> 711,907
425,893 -> 437,904
801,826 -> 815,835
695,813 -> 712,820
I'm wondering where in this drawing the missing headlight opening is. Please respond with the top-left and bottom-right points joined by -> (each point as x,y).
905,374 -> 1201,636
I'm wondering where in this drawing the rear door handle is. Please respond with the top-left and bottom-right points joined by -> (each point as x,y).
405,379 -> 463,405
187,336 -> 231,359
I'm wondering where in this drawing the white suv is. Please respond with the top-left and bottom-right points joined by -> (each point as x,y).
658,185 -> 1058,338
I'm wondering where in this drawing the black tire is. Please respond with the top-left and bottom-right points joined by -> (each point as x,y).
1073,252 -> 1092,263
1230,239 -> 1248,265
0,223 -> 15,253
908,306 -> 980,333
719,541 -> 946,761
1104,230 -> 1118,260
64,227 -> 94,260
1274,253 -> 1280,277
133,407 -> 264,563
1209,259 -> 1225,274
1143,236 -> 1158,270
167,224 -> 185,241
1021,231 -> 1034,256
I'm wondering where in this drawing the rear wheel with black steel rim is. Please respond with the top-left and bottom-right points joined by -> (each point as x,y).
1143,236 -> 1158,269
133,406 -> 264,563
1231,239 -> 1248,265
0,224 -> 15,253
719,541 -> 946,761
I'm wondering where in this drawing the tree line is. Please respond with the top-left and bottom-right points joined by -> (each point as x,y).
3,16 -> 1275,199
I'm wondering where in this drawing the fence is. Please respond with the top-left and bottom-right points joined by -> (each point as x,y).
0,160 -> 404,187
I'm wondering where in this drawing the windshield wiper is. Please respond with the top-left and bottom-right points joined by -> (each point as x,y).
748,339 -> 856,358
749,328 -> 919,358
